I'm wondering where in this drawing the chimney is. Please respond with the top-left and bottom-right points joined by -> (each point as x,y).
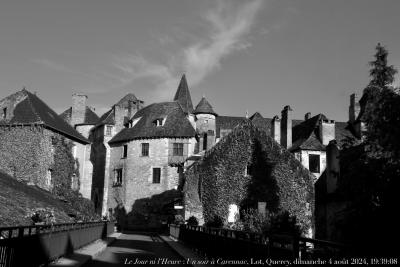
319,119 -> 335,146
271,115 -> 281,144
71,93 -> 87,126
326,140 -> 340,194
280,105 -> 292,149
349,93 -> 360,123
305,112 -> 311,120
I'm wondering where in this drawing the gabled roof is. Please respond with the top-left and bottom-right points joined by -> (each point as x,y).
173,74 -> 193,114
193,97 -> 217,116
109,101 -> 196,144
60,106 -> 99,125
116,93 -> 142,106
96,108 -> 115,126
1,89 -> 89,144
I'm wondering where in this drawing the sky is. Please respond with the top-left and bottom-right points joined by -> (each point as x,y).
1,0 -> 400,122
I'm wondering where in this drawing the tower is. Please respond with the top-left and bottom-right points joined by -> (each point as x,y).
193,96 -> 218,152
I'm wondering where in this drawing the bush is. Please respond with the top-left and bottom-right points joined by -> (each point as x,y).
236,209 -> 271,233
26,208 -> 56,225
205,215 -> 224,228
186,216 -> 199,226
174,215 -> 185,225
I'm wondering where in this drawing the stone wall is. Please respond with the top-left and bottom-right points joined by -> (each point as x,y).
0,126 -> 54,190
294,150 -> 326,181
106,137 -> 194,227
74,125 -> 94,199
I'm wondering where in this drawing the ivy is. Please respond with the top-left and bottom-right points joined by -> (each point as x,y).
184,120 -> 314,234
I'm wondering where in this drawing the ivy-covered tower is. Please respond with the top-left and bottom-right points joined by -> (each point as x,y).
193,96 -> 218,152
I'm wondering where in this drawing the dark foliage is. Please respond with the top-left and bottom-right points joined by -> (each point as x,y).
205,215 -> 224,228
186,216 -> 199,226
369,43 -> 398,88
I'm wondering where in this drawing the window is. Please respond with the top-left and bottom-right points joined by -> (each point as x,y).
245,164 -> 251,176
106,125 -> 113,136
2,108 -> 6,119
141,143 -> 149,156
46,169 -> 52,187
203,133 -> 208,150
152,168 -> 161,183
309,154 -> 320,173
114,168 -> 123,186
153,118 -> 164,126
122,145 -> 128,158
173,143 -> 184,156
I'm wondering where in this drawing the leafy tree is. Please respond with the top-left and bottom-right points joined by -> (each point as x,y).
338,45 -> 399,255
369,43 -> 397,88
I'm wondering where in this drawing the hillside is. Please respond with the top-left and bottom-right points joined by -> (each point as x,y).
0,170 -> 75,226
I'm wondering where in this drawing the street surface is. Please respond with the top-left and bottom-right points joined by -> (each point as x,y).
84,232 -> 188,266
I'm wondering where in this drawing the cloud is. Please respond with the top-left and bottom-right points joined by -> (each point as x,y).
108,0 -> 264,99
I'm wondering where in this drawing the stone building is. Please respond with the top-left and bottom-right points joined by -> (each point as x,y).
106,75 -> 197,227
0,89 -> 89,191
60,94 -> 99,199
214,106 -> 353,181
90,93 -> 144,214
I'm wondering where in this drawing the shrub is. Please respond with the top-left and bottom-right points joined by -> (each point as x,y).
174,215 -> 185,225
186,216 -> 199,226
205,215 -> 224,228
26,208 -> 56,225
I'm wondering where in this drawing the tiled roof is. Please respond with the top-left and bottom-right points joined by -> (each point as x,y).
173,74 -> 193,114
96,108 -> 115,126
109,101 -> 196,144
116,93 -> 142,106
59,106 -> 99,125
290,114 -> 354,151
2,89 -> 89,144
193,97 -> 217,116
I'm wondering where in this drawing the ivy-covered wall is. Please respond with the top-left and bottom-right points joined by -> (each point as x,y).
0,126 -> 54,190
184,120 -> 315,234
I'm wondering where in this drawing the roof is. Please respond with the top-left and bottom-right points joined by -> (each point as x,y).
116,93 -> 142,106
193,97 -> 217,116
1,89 -> 89,144
0,170 -> 74,226
60,106 -> 99,125
173,74 -> 193,114
216,113 -> 302,138
291,114 -> 353,151
109,101 -> 196,144
96,108 -> 115,126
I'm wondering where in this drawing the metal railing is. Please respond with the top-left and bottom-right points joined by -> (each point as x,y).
0,220 -> 115,267
170,224 -> 350,260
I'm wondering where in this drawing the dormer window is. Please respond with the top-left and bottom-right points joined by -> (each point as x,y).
2,107 -> 6,119
153,118 -> 164,126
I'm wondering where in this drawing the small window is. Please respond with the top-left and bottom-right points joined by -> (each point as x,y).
173,143 -> 184,156
153,118 -> 164,126
2,108 -> 6,119
245,164 -> 251,176
46,169 -> 52,186
122,145 -> 128,158
152,168 -> 161,183
114,168 -> 123,186
141,143 -> 149,156
309,154 -> 320,173
203,133 -> 208,150
106,125 -> 113,136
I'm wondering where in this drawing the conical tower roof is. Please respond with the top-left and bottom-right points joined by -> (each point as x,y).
193,96 -> 218,116
173,74 -> 193,114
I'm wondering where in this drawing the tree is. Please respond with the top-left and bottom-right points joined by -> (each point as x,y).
369,43 -> 397,88
338,45 -> 400,255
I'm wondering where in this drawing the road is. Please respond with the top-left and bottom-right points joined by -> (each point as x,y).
84,232 -> 188,266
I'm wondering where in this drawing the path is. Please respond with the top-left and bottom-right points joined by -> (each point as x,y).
83,232 -> 188,266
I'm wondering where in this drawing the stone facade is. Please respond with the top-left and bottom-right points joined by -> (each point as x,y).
0,126 -> 55,190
